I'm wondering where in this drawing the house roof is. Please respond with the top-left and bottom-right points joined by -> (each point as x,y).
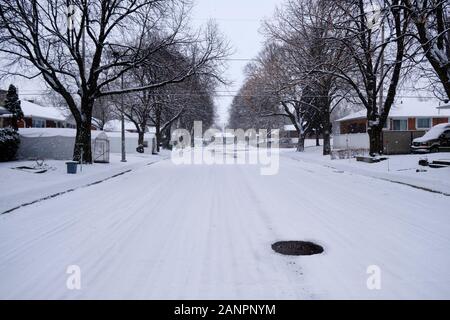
103,119 -> 156,133
284,125 -> 297,131
22,100 -> 69,121
336,98 -> 450,122
104,119 -> 138,132
0,100 -> 69,121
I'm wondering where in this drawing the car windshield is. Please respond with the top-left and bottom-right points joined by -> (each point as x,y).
421,125 -> 447,140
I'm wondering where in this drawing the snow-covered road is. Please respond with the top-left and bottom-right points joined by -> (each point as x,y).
0,154 -> 449,299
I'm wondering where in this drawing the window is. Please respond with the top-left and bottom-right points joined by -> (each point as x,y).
32,118 -> 46,128
416,118 -> 431,129
392,119 -> 407,131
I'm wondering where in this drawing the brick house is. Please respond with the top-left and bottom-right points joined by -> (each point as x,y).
334,98 -> 450,154
337,99 -> 450,134
0,98 -> 97,130
0,99 -> 72,129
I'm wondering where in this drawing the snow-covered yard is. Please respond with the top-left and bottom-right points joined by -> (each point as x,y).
0,153 -> 165,214
282,146 -> 450,195
0,146 -> 449,299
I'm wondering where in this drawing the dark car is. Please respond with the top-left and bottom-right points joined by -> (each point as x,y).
411,123 -> 450,153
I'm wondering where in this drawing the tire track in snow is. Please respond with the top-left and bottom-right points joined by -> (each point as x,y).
1,154 -> 449,298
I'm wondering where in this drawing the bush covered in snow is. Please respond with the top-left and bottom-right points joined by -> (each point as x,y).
0,128 -> 20,162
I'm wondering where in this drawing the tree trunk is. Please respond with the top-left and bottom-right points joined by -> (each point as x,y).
315,130 -> 320,146
155,106 -> 162,153
155,125 -> 162,153
138,131 -> 145,146
73,118 -> 92,163
322,110 -> 331,156
296,133 -> 305,152
323,130 -> 331,156
162,127 -> 172,149
368,126 -> 383,156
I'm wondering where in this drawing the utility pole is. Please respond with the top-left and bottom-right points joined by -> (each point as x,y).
82,1 -> 86,78
121,73 -> 127,162
378,20 -> 385,114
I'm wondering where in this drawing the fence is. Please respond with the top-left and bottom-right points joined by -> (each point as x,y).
17,128 -> 154,160
382,131 -> 426,154
333,133 -> 370,150
332,131 -> 427,155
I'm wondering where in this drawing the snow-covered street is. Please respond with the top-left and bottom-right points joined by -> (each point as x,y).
0,151 -> 450,299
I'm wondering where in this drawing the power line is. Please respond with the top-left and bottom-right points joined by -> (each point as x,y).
217,58 -> 258,62
17,92 -> 442,99
17,88 -> 439,94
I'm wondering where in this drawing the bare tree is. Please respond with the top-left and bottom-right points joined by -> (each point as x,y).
115,40 -> 222,151
228,54 -> 286,132
402,0 -> 450,100
229,44 -> 320,152
263,0 -> 351,155
315,0 -> 411,155
0,0 -> 228,162
92,96 -> 116,130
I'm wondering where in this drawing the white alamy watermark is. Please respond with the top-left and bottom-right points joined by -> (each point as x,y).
171,121 -> 280,176
66,265 -> 81,290
366,265 -> 381,290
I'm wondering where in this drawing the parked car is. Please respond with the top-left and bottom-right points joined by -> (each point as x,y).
411,123 -> 450,153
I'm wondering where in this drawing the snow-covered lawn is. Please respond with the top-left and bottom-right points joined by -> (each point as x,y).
283,145 -> 450,195
0,148 -> 449,299
0,153 -> 165,214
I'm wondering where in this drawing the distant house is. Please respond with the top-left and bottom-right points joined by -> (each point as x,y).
333,98 -> 450,154
0,98 -> 98,130
1,99 -> 67,129
280,124 -> 320,148
337,99 -> 450,134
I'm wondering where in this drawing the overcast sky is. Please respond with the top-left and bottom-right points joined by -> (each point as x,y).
0,0 -> 281,126
191,0 -> 280,125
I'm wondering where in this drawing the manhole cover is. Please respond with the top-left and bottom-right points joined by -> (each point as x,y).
272,241 -> 324,256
